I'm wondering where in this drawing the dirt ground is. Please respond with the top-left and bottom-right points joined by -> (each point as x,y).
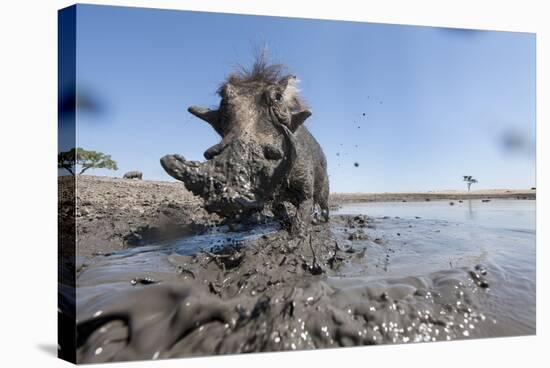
59,175 -> 221,257
330,189 -> 535,205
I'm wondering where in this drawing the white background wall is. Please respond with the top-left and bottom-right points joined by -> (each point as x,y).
0,0 -> 547,367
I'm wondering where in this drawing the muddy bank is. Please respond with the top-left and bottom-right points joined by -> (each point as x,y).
59,175 -> 221,257
330,189 -> 536,205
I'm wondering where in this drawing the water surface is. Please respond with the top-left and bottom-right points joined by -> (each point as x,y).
333,199 -> 536,336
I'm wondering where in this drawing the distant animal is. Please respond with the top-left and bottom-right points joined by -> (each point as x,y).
123,171 -> 143,180
161,55 -> 329,234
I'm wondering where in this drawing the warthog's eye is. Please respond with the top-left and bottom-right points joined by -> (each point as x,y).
221,109 -> 230,121
219,100 -> 230,121
265,88 -> 283,105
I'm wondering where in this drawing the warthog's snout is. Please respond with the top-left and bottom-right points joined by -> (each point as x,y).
160,154 -> 185,176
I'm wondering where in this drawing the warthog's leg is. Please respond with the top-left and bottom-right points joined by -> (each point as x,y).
289,198 -> 315,237
273,200 -> 305,235
317,197 -> 330,223
315,170 -> 330,223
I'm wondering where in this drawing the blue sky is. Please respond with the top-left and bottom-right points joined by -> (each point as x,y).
70,4 -> 535,192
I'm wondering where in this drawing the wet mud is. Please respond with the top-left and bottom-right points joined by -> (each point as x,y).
70,210 -> 517,363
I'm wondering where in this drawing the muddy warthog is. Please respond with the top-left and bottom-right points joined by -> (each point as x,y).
161,56 -> 329,233
123,171 -> 143,180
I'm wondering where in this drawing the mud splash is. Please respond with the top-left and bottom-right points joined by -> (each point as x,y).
71,207 -> 516,363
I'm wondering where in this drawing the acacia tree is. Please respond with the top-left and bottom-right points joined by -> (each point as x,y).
58,147 -> 118,176
463,175 -> 478,192
58,149 -> 77,176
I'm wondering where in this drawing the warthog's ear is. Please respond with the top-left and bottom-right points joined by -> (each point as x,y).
279,75 -> 311,132
279,75 -> 297,87
188,106 -> 222,136
290,110 -> 312,132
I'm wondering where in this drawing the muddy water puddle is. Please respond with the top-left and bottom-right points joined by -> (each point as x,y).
73,200 -> 535,362
76,224 -> 279,304
332,199 -> 536,336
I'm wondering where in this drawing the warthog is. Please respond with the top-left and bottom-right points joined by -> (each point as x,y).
161,56 -> 329,233
123,171 -> 143,180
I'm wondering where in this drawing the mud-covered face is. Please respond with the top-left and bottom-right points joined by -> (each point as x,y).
210,82 -> 290,192
161,73 -> 311,218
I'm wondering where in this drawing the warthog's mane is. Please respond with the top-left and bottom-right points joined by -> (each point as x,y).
218,55 -> 308,112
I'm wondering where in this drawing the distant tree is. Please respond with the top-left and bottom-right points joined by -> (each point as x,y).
463,175 -> 478,192
58,147 -> 118,176
58,149 -> 77,176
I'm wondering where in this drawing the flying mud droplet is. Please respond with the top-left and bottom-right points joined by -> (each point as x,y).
130,276 -> 157,286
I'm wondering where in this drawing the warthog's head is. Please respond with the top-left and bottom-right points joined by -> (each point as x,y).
161,57 -> 312,218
